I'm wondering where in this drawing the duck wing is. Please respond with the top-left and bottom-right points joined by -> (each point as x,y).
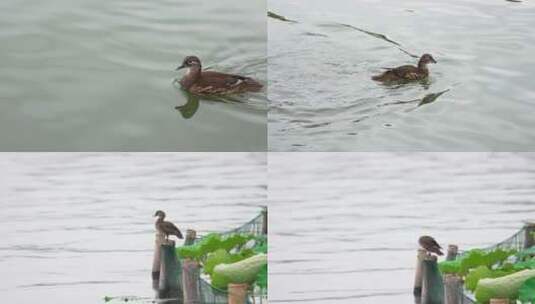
195,71 -> 262,94
390,65 -> 421,80
161,221 -> 184,239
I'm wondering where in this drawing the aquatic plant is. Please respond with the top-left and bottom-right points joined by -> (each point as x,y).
438,248 -> 516,276
211,254 -> 267,290
204,248 -> 255,276
176,232 -> 268,291
475,269 -> 535,303
256,264 -> 267,290
519,277 -> 535,303
176,233 -> 254,261
439,246 -> 535,303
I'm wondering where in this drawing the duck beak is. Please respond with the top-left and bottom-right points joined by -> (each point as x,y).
176,64 -> 186,70
432,58 -> 437,64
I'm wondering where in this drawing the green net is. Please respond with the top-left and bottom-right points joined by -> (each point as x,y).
221,210 -> 266,237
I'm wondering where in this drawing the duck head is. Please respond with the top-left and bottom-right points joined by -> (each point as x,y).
154,210 -> 166,219
418,54 -> 437,67
176,56 -> 202,72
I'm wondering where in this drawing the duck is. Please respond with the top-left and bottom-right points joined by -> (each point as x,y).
372,53 -> 437,82
175,56 -> 263,95
154,210 -> 183,240
418,235 -> 443,256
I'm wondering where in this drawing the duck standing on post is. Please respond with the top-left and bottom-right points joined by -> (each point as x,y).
419,235 -> 443,256
372,53 -> 437,83
154,210 -> 184,241
175,56 -> 263,95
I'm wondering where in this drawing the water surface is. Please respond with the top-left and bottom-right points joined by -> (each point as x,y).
268,0 -> 535,151
270,153 -> 535,303
0,153 -> 266,303
0,0 -> 266,151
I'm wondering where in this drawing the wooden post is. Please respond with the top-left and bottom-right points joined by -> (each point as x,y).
228,283 -> 248,304
182,259 -> 200,304
444,244 -> 460,304
446,245 -> 458,261
524,222 -> 535,249
152,232 -> 166,281
489,299 -> 509,304
158,241 -> 180,299
414,249 -> 427,297
185,229 -> 197,246
262,207 -> 268,235
422,255 -> 444,304
443,274 -> 461,304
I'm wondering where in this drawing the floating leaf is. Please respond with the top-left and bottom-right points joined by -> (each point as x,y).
204,249 -> 233,275
519,277 -> 535,303
465,266 -> 493,291
514,258 -> 535,270
220,234 -> 253,252
256,264 -> 268,290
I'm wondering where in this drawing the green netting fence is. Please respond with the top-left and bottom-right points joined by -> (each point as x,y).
176,208 -> 267,304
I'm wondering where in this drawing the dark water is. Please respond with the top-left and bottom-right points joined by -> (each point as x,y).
269,153 -> 535,303
0,0 -> 266,151
0,153 -> 266,303
268,0 -> 535,151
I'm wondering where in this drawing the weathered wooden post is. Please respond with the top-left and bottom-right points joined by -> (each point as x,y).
446,245 -> 458,261
523,222 -> 535,249
182,259 -> 201,304
228,283 -> 248,304
443,244 -> 461,304
422,255 -> 444,304
185,229 -> 197,246
158,240 -> 181,300
489,299 -> 509,304
262,207 -> 268,235
414,249 -> 427,297
443,274 -> 461,304
152,232 -> 166,281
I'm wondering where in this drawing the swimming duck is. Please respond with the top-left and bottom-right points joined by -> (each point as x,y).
154,210 -> 183,240
176,56 -> 263,95
418,235 -> 443,256
372,54 -> 437,82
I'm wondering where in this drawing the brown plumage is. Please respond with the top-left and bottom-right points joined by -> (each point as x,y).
372,54 -> 437,82
419,235 -> 443,256
154,210 -> 183,240
176,56 -> 263,95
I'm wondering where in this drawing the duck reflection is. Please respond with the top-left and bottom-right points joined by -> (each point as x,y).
174,88 -> 249,120
175,91 -> 200,119
378,89 -> 449,109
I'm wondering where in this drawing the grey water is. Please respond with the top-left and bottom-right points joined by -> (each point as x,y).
268,0 -> 535,151
0,0 -> 266,151
0,153 -> 266,304
269,153 -> 535,303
